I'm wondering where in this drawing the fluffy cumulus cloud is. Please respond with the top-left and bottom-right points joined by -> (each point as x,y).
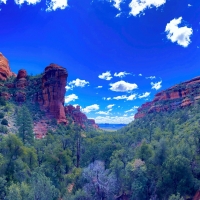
96,86 -> 103,89
138,73 -> 142,76
110,80 -> 138,92
107,104 -> 115,109
165,17 -> 193,47
82,104 -> 99,113
146,76 -> 156,80
151,81 -> 162,90
65,94 -> 78,104
129,0 -> 166,16
46,0 -> 68,11
14,0 -> 40,5
98,71 -> 112,81
66,78 -> 89,90
125,106 -> 139,113
113,94 -> 137,101
114,71 -> 131,78
95,115 -> 134,124
138,92 -> 150,99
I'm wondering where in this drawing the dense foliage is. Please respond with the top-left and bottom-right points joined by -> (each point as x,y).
1,93 -> 200,199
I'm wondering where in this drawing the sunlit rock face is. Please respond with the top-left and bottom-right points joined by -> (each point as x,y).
0,53 -> 15,81
135,76 -> 200,119
41,63 -> 68,124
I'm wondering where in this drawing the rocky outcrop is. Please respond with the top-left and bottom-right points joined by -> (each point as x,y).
40,64 -> 68,124
88,119 -> 99,129
0,53 -> 15,81
17,69 -> 27,79
65,105 -> 99,129
15,69 -> 28,89
135,76 -> 200,119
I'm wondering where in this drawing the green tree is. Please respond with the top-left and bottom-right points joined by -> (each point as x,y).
17,106 -> 34,145
29,170 -> 59,200
6,183 -> 22,200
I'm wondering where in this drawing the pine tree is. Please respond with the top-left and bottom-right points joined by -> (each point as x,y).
17,106 -> 34,145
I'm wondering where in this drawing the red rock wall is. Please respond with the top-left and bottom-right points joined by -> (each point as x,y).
135,76 -> 200,119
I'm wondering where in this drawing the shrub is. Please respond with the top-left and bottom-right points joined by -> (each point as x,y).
0,113 -> 4,119
0,125 -> 8,134
1,119 -> 8,126
0,97 -> 6,106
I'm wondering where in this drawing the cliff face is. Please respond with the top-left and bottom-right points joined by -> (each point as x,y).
0,53 -> 15,81
135,76 -> 200,119
40,64 -> 68,124
65,105 -> 99,129
0,53 -> 99,135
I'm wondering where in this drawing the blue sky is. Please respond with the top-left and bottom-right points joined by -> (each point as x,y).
0,0 -> 200,123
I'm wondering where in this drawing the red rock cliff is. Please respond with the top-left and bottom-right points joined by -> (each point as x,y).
0,53 -> 15,81
65,105 -> 99,129
41,64 -> 68,124
135,76 -> 200,119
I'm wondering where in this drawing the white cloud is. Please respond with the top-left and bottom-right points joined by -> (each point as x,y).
127,94 -> 137,100
0,0 -> 7,3
138,92 -> 151,99
14,0 -> 40,5
98,71 -> 112,81
165,17 -> 193,47
188,4 -> 192,7
82,104 -> 99,113
110,80 -> 138,92
146,76 -> 156,80
125,106 -> 139,113
96,109 -> 112,115
113,94 -> 137,101
103,97 -> 112,100
112,0 -> 122,10
114,71 -> 131,78
65,94 -> 78,104
95,115 -> 134,124
138,73 -> 142,76
66,79 -> 89,90
96,86 -> 103,88
129,0 -> 166,16
151,81 -> 162,90
107,104 -> 115,109
46,0 -> 68,11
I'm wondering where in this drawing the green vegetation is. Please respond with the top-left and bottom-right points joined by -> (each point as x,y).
1,119 -> 8,126
1,74 -> 200,199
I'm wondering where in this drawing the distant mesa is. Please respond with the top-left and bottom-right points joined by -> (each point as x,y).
135,76 -> 200,119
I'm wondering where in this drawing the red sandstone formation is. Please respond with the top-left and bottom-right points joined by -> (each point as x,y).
65,105 -> 99,129
17,69 -> 27,79
88,119 -> 99,129
41,64 -> 68,124
0,53 -> 15,81
16,69 -> 28,89
135,76 -> 200,119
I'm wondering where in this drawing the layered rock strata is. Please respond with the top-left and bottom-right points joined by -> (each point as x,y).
135,76 -> 200,119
